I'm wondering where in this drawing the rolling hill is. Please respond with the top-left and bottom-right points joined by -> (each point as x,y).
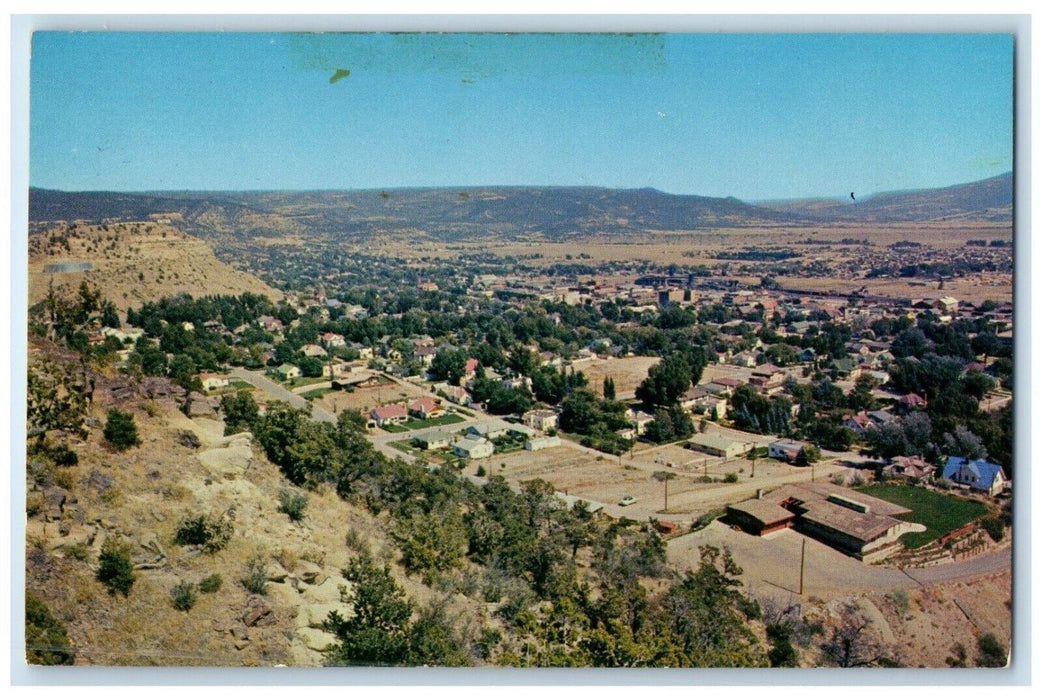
28,172 -> 1012,246
27,221 -> 284,313
757,172 -> 1012,223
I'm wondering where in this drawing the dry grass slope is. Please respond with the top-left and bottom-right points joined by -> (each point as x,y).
28,221 -> 284,314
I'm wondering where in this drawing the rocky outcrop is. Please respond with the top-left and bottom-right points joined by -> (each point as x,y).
183,392 -> 218,418
96,375 -> 187,408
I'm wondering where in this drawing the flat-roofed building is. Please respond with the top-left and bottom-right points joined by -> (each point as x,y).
727,482 -> 924,562
525,436 -> 562,451
726,499 -> 796,536
687,433 -> 750,459
768,438 -> 807,462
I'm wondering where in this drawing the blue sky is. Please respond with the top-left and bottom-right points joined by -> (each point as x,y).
29,32 -> 1012,200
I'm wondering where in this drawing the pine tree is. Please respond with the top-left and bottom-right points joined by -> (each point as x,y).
103,409 -> 140,451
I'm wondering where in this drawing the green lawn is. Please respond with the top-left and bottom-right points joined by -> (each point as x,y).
387,440 -> 419,455
283,376 -> 329,389
856,484 -> 990,549
300,387 -> 337,400
381,413 -> 466,433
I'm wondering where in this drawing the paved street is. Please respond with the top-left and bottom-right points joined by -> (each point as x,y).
228,368 -> 336,423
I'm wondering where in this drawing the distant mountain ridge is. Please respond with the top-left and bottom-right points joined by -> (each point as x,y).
29,172 -> 1011,242
757,172 -> 1012,223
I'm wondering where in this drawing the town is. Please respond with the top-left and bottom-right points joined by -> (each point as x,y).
25,203 -> 1013,668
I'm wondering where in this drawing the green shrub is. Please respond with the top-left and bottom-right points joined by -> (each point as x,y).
692,509 -> 725,532
766,623 -> 799,667
981,516 -> 1004,542
50,443 -> 79,466
977,632 -> 1008,667
724,472 -> 739,483
103,409 -> 140,451
278,488 -> 309,522
946,642 -> 968,668
198,573 -> 223,593
241,555 -> 269,595
96,538 -> 136,596
25,592 -> 75,665
174,514 -> 232,553
170,581 -> 197,611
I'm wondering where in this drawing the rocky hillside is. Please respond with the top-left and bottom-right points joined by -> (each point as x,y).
25,346 -> 482,666
28,221 -> 283,314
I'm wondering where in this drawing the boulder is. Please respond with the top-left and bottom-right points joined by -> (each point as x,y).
87,470 -> 112,492
184,398 -> 217,419
266,561 -> 289,583
303,602 -> 348,629
296,627 -> 338,652
62,503 -> 87,524
178,430 -> 202,449
43,488 -> 69,522
294,560 -> 323,584
301,575 -> 351,605
61,524 -> 97,549
243,603 -> 273,627
138,532 -> 166,558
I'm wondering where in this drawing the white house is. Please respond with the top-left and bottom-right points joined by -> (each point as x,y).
199,372 -> 230,392
453,437 -> 494,460
768,439 -> 807,462
321,332 -> 347,349
276,364 -> 302,380
522,409 -> 559,432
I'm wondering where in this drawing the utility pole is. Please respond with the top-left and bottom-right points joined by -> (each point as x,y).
799,538 -> 806,595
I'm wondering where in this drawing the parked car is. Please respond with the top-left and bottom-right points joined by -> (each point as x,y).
618,495 -> 637,507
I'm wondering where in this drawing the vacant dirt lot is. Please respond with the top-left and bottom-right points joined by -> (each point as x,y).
776,274 -> 1012,305
483,428 -> 852,523
312,375 -> 428,417
578,355 -> 659,398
